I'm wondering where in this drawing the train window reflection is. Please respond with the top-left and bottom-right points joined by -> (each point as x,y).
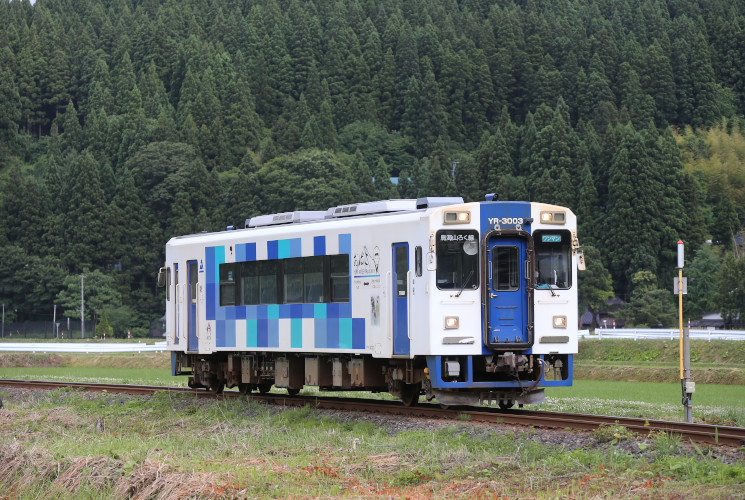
534,230 -> 572,289
436,230 -> 479,290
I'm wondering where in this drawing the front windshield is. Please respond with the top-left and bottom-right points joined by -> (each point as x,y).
534,230 -> 572,289
436,230 -> 479,290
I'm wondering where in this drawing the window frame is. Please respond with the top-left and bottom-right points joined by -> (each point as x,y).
435,229 -> 480,291
491,245 -> 520,292
218,253 -> 350,306
533,230 -> 573,289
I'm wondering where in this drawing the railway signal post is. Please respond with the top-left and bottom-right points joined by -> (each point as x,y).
677,240 -> 694,423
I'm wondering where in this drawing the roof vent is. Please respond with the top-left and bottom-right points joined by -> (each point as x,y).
326,199 -> 418,218
416,197 -> 464,209
246,210 -> 327,228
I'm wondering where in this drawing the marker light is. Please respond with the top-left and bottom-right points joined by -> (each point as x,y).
444,211 -> 471,224
553,315 -> 568,328
444,316 -> 460,329
540,211 -> 566,225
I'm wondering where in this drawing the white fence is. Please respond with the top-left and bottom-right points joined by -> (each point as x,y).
583,329 -> 745,341
0,342 -> 168,353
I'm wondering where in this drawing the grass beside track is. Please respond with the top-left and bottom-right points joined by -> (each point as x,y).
1,345 -> 744,425
0,341 -> 743,499
0,389 -> 743,500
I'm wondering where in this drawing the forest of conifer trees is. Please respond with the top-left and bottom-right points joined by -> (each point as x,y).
0,0 -> 743,333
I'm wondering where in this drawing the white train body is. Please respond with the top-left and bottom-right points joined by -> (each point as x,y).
161,197 -> 580,406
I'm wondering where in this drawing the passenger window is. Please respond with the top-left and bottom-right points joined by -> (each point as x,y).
534,230 -> 572,289
259,260 -> 279,304
415,246 -> 422,277
220,263 -> 238,306
436,230 -> 479,290
395,246 -> 408,297
219,254 -> 349,305
284,258 -> 304,303
189,262 -> 198,302
240,261 -> 259,305
304,255 -> 325,303
330,255 -> 349,302
491,246 -> 519,291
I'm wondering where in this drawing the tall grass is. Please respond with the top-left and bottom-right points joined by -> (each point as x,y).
1,387 -> 744,499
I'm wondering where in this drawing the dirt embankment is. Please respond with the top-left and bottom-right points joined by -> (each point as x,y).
0,353 -> 170,369
0,353 -> 65,368
575,365 -> 745,385
577,339 -> 745,384
579,339 -> 745,365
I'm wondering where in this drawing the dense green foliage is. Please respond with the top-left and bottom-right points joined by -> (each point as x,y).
0,0 -> 744,329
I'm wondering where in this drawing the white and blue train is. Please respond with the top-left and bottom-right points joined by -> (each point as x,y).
159,196 -> 582,407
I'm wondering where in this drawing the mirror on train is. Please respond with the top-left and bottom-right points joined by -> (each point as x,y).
577,250 -> 586,271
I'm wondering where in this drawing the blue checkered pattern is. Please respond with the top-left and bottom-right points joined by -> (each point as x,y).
205,234 -> 364,350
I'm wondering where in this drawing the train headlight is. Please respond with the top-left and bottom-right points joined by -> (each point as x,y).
444,316 -> 460,329
444,211 -> 471,224
540,211 -> 566,225
553,315 -> 568,328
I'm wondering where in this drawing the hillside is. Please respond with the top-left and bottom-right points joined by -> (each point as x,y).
0,0 -> 744,329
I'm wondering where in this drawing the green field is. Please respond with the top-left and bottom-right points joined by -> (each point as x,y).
1,346 -> 743,425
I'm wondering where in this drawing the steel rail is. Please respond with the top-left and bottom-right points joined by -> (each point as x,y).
1,379 -> 743,447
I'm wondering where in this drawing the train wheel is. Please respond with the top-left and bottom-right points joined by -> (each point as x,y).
498,401 -> 514,410
238,383 -> 252,395
209,379 -> 225,395
400,383 -> 421,407
286,388 -> 300,396
257,383 -> 272,394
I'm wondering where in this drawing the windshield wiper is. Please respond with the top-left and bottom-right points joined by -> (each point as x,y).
535,282 -> 557,296
455,269 -> 474,297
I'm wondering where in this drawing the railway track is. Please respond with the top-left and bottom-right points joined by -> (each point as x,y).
1,379 -> 743,448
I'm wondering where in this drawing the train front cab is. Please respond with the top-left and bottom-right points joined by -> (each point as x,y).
424,202 -> 577,408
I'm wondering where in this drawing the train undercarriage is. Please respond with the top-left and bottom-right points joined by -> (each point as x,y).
174,351 -> 571,408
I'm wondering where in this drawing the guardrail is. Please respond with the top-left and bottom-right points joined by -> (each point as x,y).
582,329 -> 745,341
0,342 -> 168,353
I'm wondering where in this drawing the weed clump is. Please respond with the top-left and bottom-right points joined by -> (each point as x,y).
54,455 -> 123,491
0,442 -> 59,490
592,423 -> 636,443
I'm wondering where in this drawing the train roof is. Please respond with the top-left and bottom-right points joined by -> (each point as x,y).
169,197 -> 466,244
167,197 -> 575,247
246,197 -> 463,229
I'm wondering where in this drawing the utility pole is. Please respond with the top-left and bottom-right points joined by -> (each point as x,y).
81,274 -> 86,339
1,303 -> 4,338
677,241 -> 694,422
53,304 -> 57,339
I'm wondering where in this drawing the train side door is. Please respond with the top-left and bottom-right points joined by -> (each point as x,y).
173,263 -> 180,344
392,243 -> 410,356
487,237 -> 530,346
187,260 -> 199,351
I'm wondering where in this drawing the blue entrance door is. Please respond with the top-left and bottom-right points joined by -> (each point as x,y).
187,260 -> 199,351
392,243 -> 410,355
487,237 -> 529,345
174,263 -> 180,344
